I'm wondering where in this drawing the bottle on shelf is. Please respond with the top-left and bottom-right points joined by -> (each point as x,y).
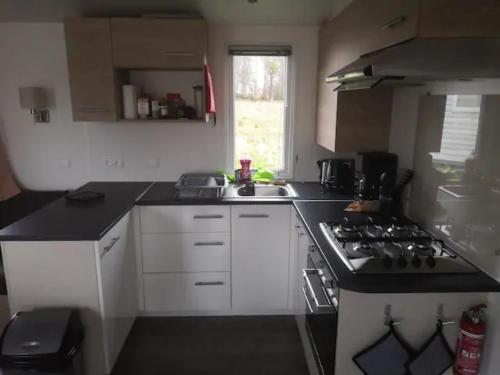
137,95 -> 150,120
151,99 -> 160,120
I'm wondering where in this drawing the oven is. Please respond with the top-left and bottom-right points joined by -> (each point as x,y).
302,244 -> 339,375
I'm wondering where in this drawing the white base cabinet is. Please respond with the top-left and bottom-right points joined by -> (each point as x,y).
1,211 -> 137,375
138,205 -> 232,314
231,205 -> 291,311
138,204 -> 294,315
97,212 -> 138,372
144,272 -> 231,312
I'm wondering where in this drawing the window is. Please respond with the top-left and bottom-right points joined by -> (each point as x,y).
229,46 -> 292,178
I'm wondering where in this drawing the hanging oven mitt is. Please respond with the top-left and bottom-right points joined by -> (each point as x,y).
404,321 -> 454,375
353,323 -> 413,375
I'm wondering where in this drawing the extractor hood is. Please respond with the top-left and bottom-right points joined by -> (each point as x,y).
327,38 -> 500,90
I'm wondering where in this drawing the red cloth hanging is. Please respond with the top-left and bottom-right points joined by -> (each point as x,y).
204,64 -> 216,124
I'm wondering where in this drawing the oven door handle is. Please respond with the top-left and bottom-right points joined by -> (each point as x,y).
302,287 -> 314,313
303,269 -> 333,310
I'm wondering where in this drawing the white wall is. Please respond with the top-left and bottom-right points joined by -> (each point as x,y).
0,22 -> 334,190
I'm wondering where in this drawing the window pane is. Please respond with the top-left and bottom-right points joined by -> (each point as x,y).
233,55 -> 288,173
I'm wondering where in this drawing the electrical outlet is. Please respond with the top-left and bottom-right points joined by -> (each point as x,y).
105,159 -> 124,168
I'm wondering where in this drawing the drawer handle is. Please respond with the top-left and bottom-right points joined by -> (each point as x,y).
193,214 -> 224,219
194,241 -> 225,246
101,236 -> 120,256
163,52 -> 196,57
238,214 -> 270,218
77,107 -> 109,113
381,15 -> 407,30
194,281 -> 225,286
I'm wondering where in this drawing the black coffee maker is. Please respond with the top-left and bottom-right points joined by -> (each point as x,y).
317,159 -> 355,193
356,152 -> 398,200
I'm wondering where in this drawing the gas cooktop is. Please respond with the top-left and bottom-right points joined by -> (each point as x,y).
319,216 -> 478,274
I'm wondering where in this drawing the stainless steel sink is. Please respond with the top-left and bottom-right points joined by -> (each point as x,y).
236,184 -> 297,198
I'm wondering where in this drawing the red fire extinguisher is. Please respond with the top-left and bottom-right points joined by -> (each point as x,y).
453,304 -> 487,375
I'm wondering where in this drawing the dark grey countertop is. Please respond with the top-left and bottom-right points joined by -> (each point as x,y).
293,200 -> 500,293
0,181 -> 346,241
1,180 -> 498,293
0,182 -> 152,241
136,181 -> 353,205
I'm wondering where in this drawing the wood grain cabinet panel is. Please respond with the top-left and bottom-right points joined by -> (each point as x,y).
354,0 -> 419,56
111,18 -> 207,69
64,18 -> 119,121
419,0 -> 500,38
315,0 -> 500,152
316,7 -> 396,153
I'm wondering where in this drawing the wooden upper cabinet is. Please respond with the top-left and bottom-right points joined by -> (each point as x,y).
111,18 -> 207,69
64,18 -> 119,122
316,86 -> 393,152
315,0 -> 500,152
316,6 -> 395,153
338,0 -> 419,60
357,0 -> 419,55
418,0 -> 500,38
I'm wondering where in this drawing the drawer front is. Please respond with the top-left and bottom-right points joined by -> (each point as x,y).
143,273 -> 230,312
111,18 -> 206,69
142,233 -> 230,273
140,206 -> 230,233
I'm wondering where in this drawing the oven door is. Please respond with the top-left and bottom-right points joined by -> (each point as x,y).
303,263 -> 338,375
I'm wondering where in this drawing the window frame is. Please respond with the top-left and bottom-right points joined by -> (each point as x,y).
228,49 -> 294,179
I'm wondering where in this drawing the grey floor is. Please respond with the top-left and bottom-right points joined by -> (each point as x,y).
111,316 -> 309,375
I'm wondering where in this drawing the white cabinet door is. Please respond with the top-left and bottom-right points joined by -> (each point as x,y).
291,213 -> 311,314
98,212 -> 137,373
231,205 -> 291,311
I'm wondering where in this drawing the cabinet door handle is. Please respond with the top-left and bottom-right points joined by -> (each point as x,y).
163,52 -> 196,57
101,236 -> 120,257
194,281 -> 225,286
238,214 -> 270,218
77,107 -> 109,113
194,241 -> 225,247
381,15 -> 407,30
193,214 -> 224,219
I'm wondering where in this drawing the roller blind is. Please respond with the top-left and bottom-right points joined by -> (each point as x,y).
228,45 -> 292,56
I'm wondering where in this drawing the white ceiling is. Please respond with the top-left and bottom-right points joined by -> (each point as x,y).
0,0 -> 352,25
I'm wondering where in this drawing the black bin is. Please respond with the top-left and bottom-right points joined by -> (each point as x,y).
0,309 -> 84,375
